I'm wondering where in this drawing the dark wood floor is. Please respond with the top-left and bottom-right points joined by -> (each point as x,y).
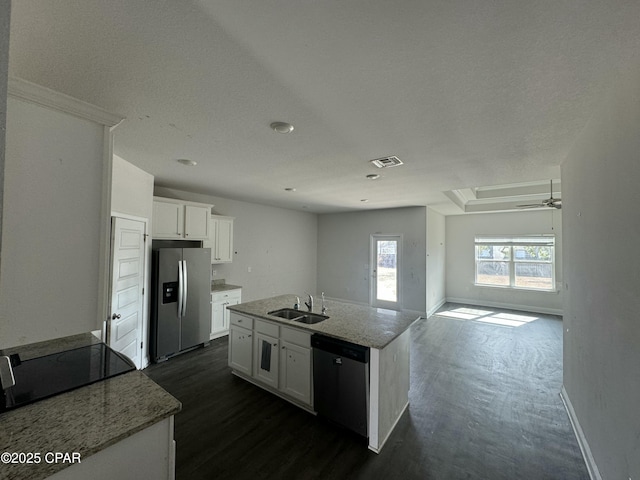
145,303 -> 589,480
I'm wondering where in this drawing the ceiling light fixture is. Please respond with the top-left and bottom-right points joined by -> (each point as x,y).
361,199 -> 369,202
176,158 -> 197,166
284,187 -> 296,192
270,121 -> 294,134
366,174 -> 380,180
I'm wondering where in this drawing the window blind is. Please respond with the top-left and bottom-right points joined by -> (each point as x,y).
474,235 -> 555,247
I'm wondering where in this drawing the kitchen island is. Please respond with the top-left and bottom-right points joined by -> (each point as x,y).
227,294 -> 422,453
0,333 -> 181,480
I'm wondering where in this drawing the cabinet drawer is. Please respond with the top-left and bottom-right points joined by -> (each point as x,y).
230,312 -> 253,329
254,319 -> 279,337
281,326 -> 311,348
211,289 -> 241,303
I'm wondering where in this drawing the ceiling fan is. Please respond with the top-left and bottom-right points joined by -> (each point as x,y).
517,180 -> 562,209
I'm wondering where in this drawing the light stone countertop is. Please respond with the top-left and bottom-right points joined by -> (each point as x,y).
0,334 -> 181,480
227,294 -> 423,349
211,283 -> 242,293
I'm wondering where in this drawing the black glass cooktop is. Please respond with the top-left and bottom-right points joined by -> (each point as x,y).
1,343 -> 135,412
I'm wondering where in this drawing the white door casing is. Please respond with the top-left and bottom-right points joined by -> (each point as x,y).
108,217 -> 146,368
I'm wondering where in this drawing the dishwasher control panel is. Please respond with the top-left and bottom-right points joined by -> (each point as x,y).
311,335 -> 369,363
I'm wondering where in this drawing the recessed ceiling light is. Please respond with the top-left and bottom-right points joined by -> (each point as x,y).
270,121 -> 294,134
366,174 -> 380,180
284,187 -> 296,192
176,158 -> 197,166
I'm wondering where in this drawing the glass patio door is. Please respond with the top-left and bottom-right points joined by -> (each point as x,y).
370,235 -> 401,309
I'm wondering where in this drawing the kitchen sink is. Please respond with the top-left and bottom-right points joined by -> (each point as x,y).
294,313 -> 329,324
267,308 -> 329,324
268,308 -> 305,320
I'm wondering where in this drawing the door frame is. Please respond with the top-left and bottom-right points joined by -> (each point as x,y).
107,212 -> 151,369
369,234 -> 403,310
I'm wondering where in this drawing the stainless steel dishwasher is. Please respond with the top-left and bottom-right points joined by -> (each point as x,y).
312,334 -> 370,437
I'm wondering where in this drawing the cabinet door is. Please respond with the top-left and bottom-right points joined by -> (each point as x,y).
153,201 -> 183,238
229,326 -> 252,376
279,341 -> 312,406
224,295 -> 241,331
211,299 -> 226,338
216,217 -> 234,262
253,332 -> 279,388
206,218 -> 219,263
184,204 -> 210,240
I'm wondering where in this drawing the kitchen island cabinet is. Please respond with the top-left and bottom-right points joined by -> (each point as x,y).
228,312 -> 314,410
227,295 -> 422,452
0,333 -> 181,480
279,337 -> 312,406
228,313 -> 253,376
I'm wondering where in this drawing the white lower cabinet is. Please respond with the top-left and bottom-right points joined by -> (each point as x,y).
279,340 -> 312,406
228,314 -> 313,409
228,313 -> 253,376
253,332 -> 279,389
211,289 -> 242,339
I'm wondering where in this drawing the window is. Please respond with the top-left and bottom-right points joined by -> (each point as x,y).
474,235 -> 555,291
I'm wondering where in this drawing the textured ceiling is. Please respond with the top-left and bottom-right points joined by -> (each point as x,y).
8,0 -> 640,213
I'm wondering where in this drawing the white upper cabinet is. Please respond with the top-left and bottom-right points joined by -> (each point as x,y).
184,204 -> 211,239
204,215 -> 234,263
152,197 -> 212,240
152,199 -> 184,238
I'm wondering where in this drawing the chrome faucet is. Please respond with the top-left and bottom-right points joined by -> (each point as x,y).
304,293 -> 313,312
321,292 -> 327,314
294,296 -> 300,310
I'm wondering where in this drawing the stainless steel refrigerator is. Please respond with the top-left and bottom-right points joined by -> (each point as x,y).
151,247 -> 211,362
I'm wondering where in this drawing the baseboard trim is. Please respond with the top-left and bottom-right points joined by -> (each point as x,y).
445,297 -> 563,316
427,298 -> 447,318
560,386 -> 602,480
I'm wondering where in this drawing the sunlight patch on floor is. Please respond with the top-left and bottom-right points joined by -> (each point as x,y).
436,307 -> 539,327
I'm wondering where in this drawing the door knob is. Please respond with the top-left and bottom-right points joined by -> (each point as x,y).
112,313 -> 121,320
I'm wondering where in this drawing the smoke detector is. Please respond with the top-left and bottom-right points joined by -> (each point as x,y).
370,156 -> 403,168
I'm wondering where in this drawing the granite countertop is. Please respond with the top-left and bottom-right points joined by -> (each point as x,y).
0,334 -> 181,480
211,283 -> 242,293
227,294 -> 422,349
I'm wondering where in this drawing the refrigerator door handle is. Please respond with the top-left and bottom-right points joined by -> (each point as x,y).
177,260 -> 184,319
182,260 -> 188,317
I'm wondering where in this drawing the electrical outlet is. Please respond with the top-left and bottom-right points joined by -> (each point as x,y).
247,266 -> 252,273
212,269 -> 217,276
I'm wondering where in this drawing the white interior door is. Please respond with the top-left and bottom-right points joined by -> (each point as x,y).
109,217 -> 146,368
371,235 -> 402,310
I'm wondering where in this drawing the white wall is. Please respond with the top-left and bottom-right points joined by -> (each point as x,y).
111,154 -> 154,220
426,207 -> 446,316
446,209 -> 563,315
0,0 -> 9,266
317,207 -> 427,313
0,97 -> 105,348
561,68 -> 640,480
153,187 -> 318,302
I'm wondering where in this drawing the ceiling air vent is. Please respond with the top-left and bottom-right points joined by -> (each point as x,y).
370,156 -> 403,168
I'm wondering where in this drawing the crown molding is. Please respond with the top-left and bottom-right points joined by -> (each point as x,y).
7,76 -> 125,127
